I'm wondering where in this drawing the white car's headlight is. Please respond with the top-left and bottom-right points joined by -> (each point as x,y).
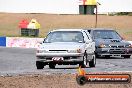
68,50 -> 77,53
77,49 -> 82,53
68,49 -> 82,53
37,50 -> 48,53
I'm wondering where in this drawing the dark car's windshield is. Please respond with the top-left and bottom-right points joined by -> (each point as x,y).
44,31 -> 84,43
93,30 -> 122,40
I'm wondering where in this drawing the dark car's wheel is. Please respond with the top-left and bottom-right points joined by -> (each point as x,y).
89,55 -> 96,67
123,55 -> 131,58
36,61 -> 44,69
95,52 -> 100,58
49,64 -> 56,69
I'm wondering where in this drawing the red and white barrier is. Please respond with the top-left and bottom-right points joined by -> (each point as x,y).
5,37 -> 132,48
6,37 -> 43,48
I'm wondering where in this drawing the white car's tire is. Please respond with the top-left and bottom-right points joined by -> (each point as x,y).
89,55 -> 96,67
36,61 -> 44,69
79,53 -> 88,68
49,64 -> 56,69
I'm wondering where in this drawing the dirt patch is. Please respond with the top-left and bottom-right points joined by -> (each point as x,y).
0,73 -> 132,88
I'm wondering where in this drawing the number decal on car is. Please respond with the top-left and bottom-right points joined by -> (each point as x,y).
52,57 -> 64,61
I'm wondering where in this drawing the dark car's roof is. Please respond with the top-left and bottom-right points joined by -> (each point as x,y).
86,28 -> 115,33
86,28 -> 114,31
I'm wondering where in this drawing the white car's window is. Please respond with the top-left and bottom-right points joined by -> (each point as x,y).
84,31 -> 90,40
44,31 -> 84,43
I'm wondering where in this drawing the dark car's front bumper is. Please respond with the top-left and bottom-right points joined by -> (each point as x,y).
96,48 -> 132,56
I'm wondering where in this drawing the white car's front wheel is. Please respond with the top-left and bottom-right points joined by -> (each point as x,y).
36,61 -> 45,69
49,63 -> 56,69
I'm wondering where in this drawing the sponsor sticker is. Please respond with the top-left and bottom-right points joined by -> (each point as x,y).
52,57 -> 64,61
76,67 -> 131,85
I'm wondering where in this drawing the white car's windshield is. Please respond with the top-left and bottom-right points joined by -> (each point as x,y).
93,30 -> 122,40
44,31 -> 84,43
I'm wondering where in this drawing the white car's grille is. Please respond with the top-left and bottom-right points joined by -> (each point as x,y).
48,50 -> 68,53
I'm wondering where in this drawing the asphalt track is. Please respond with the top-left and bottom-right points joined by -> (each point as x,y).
0,47 -> 132,76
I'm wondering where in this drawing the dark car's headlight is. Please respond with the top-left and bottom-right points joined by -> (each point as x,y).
98,44 -> 106,48
98,44 -> 109,48
125,44 -> 132,48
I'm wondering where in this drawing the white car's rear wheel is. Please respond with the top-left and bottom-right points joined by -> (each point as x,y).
79,53 -> 87,68
89,55 -> 96,67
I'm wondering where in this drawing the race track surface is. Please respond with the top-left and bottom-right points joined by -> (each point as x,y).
0,47 -> 132,76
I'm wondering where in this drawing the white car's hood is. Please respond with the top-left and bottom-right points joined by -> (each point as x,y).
39,42 -> 85,50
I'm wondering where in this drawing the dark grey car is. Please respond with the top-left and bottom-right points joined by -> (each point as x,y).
87,28 -> 132,58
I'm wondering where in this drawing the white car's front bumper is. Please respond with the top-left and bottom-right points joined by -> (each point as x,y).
36,53 -> 84,57
36,52 -> 85,65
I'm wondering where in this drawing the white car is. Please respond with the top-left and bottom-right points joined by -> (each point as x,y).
36,29 -> 96,69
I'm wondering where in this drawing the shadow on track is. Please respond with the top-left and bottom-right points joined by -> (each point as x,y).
49,65 -> 92,69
